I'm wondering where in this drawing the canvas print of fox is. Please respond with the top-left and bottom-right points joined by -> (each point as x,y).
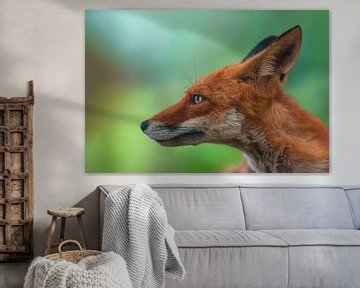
140,26 -> 329,173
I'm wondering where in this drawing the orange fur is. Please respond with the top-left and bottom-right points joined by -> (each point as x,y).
142,26 -> 329,173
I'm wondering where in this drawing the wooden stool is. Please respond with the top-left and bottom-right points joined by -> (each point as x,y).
45,207 -> 87,255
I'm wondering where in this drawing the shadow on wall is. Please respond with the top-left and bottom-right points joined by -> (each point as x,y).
49,1 -> 263,54
0,0 -> 139,256
0,76 -> 98,255
32,91 -> 103,256
38,188 -> 100,256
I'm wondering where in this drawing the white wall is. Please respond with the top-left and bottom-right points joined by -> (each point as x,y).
0,0 -> 360,256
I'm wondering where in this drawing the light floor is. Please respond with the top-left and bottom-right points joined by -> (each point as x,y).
0,261 -> 30,288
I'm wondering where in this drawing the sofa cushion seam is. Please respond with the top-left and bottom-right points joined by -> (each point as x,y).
177,245 -> 288,249
177,243 -> 360,248
344,187 -> 360,191
344,189 -> 358,229
287,246 -> 290,288
239,187 -> 248,230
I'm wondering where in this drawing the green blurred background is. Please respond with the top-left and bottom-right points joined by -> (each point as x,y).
85,10 -> 329,173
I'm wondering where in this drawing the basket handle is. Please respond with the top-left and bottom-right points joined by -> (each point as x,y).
58,240 -> 83,255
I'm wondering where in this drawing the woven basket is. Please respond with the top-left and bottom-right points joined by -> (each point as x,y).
45,240 -> 102,263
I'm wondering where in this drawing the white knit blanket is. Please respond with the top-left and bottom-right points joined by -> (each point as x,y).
102,184 -> 185,288
24,251 -> 133,288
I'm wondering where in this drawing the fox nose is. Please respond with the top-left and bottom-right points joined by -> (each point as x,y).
140,120 -> 149,131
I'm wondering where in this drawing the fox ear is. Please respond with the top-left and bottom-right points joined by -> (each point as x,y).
243,26 -> 302,81
243,35 -> 278,62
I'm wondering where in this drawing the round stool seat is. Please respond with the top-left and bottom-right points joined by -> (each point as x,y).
47,207 -> 85,218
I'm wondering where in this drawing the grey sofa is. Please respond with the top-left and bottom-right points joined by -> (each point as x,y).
99,185 -> 360,288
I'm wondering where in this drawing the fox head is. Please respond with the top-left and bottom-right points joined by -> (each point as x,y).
141,26 -> 302,147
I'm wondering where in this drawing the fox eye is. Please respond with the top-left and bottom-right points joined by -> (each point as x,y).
191,94 -> 204,104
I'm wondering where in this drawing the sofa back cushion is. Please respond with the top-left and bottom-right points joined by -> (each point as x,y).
153,186 -> 246,230
240,187 -> 355,230
345,188 -> 360,229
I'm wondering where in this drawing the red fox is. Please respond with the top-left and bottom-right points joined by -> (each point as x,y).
140,26 -> 329,173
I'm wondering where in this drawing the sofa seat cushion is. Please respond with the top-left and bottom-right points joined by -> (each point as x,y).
168,231 -> 288,288
175,230 -> 288,248
261,229 -> 360,246
260,230 -> 360,288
